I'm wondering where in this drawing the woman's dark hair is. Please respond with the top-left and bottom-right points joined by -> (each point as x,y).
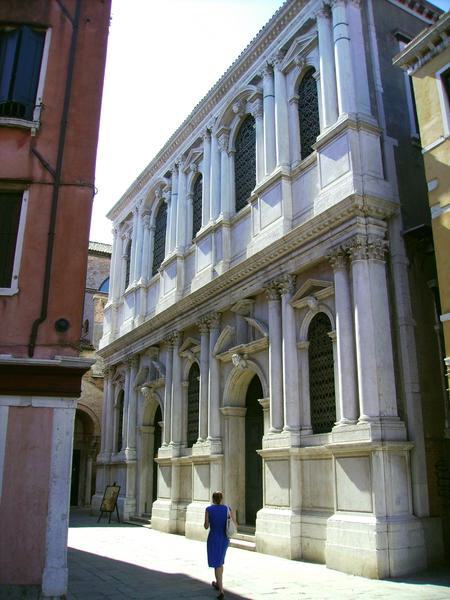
212,491 -> 223,504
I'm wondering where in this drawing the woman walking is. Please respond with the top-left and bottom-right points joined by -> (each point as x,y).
204,491 -> 236,599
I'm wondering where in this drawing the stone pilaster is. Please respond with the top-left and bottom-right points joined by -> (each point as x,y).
218,131 -> 231,217
198,318 -> 210,441
262,63 -> 276,176
316,3 -> 338,128
125,356 -> 139,460
272,51 -> 290,168
250,99 -> 264,184
163,337 -> 174,446
331,0 -> 357,116
265,282 -> 283,432
201,129 -> 211,225
210,129 -> 221,220
208,313 -> 221,448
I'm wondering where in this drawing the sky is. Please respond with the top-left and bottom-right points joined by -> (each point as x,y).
90,0 -> 450,245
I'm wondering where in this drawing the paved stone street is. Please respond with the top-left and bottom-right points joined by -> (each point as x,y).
65,510 -> 450,600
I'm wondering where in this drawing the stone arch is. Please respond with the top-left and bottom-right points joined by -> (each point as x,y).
142,389 -> 164,426
222,358 -> 268,408
215,85 -> 258,135
299,303 -> 335,341
76,401 -> 100,437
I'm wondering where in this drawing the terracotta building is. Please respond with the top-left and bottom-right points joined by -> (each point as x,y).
0,1 -> 111,597
394,9 -> 450,552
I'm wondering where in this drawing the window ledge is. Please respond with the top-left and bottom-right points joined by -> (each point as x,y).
0,116 -> 40,135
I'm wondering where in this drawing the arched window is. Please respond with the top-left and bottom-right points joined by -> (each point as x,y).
192,174 -> 202,240
116,390 -> 125,451
99,277 -> 109,293
298,68 -> 320,160
234,114 -> 256,212
308,313 -> 336,433
124,239 -> 132,289
152,202 -> 167,276
187,362 -> 200,447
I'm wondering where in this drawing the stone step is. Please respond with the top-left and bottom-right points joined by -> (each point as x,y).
126,515 -> 152,528
230,536 -> 256,552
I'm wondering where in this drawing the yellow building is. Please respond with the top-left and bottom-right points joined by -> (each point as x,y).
395,13 -> 450,433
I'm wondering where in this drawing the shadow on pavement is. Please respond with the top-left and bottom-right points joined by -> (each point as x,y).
388,565 -> 450,589
68,547 -> 249,600
69,508 -> 136,529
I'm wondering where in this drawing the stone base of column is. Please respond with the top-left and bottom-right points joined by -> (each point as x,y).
184,501 -> 209,541
255,507 -> 301,560
356,416 -> 407,441
325,514 -> 426,578
262,430 -> 300,448
150,499 -> 186,534
41,566 -> 68,599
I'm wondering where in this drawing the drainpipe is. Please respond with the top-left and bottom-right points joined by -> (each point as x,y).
28,0 -> 82,357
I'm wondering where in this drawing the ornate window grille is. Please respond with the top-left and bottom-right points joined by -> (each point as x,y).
187,362 -> 200,447
124,239 -> 131,289
308,313 -> 336,433
234,114 -> 256,212
192,174 -> 202,240
152,202 -> 167,276
116,390 -> 124,451
298,68 -> 320,160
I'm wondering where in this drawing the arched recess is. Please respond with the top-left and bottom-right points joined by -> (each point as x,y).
222,360 -> 268,526
71,405 -> 99,507
151,200 -> 168,276
191,174 -> 203,241
138,389 -> 163,516
233,114 -> 256,213
307,312 -> 336,434
187,362 -> 200,447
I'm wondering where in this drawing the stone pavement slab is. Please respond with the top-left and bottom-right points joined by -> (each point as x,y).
67,510 -> 450,600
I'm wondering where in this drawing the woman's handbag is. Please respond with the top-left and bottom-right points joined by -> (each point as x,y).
226,505 -> 237,538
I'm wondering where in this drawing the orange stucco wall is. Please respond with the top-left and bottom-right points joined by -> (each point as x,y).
0,407 -> 53,584
0,0 -> 111,359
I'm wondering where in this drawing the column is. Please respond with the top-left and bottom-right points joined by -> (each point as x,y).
176,160 -> 187,250
171,333 -> 182,446
348,236 -> 398,421
218,131 -> 231,217
263,64 -> 276,175
331,0 -> 357,116
202,129 -> 211,225
148,224 -> 156,278
198,318 -> 210,441
272,52 -> 290,168
109,228 -> 119,302
111,230 -> 123,302
328,248 -> 358,424
120,233 -> 130,291
288,95 -> 301,166
251,99 -> 264,184
208,314 -> 221,442
316,3 -> 338,128
279,275 -> 300,432
125,356 -> 139,460
132,206 -> 144,285
130,206 -> 139,284
170,166 -> 178,252
121,367 -> 130,452
210,130 -> 221,220
265,282 -> 283,432
140,212 -> 151,283
163,338 -> 174,445
99,368 -> 109,456
104,371 -> 115,457
84,456 -> 93,505
298,341 -> 313,433
347,0 -> 372,116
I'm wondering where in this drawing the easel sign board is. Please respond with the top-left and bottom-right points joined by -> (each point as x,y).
98,483 -> 121,523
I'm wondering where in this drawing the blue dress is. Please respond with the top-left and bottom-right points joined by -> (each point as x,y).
206,504 -> 230,568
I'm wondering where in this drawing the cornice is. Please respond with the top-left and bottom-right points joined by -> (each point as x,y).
99,193 -> 397,366
107,0 -> 312,222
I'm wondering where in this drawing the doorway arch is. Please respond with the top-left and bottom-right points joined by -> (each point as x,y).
139,392 -> 163,516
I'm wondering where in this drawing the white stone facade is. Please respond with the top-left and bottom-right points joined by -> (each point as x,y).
94,0 -> 444,579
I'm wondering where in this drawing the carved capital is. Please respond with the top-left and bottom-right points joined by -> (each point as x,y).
261,62 -> 273,78
126,355 -> 139,369
197,317 -> 210,334
270,49 -> 285,70
316,2 -> 332,19
250,99 -> 263,119
143,212 -> 151,229
207,312 -> 221,330
278,274 -> 296,296
265,281 -> 280,301
345,235 -> 368,262
202,128 -> 211,141
327,247 -> 347,270
368,237 -> 389,261
218,132 -> 230,152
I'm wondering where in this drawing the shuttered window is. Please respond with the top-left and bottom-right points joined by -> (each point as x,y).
308,313 -> 336,434
152,203 -> 167,276
298,68 -> 320,160
0,192 -> 22,288
187,362 -> 200,447
0,25 -> 45,121
234,115 -> 256,212
192,175 -> 202,240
